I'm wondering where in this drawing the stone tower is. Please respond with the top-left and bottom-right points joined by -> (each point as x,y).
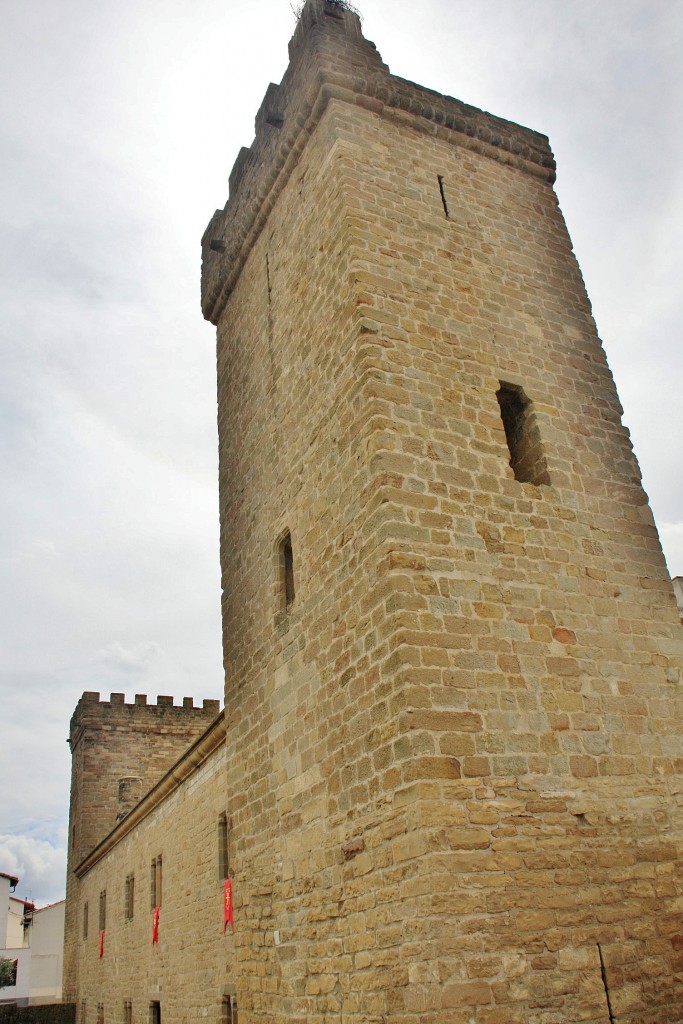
202,2 -> 683,1021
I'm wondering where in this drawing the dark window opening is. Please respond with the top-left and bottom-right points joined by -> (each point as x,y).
82,902 -> 88,940
98,891 -> 106,932
96,1004 -> 104,1024
125,874 -> 135,920
218,813 -> 230,880
123,1002 -> 132,1024
222,996 -> 239,1024
277,531 -> 295,610
496,382 -> 549,486
149,1002 -> 161,1024
150,855 -> 162,909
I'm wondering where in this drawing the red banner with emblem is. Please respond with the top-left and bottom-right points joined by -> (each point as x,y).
152,906 -> 160,945
98,930 -> 105,958
223,879 -> 234,933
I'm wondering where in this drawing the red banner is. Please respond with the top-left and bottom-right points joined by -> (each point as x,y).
223,879 -> 234,933
152,906 -> 160,945
98,930 -> 105,958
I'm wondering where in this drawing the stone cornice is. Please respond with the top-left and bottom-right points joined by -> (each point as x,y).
200,0 -> 555,326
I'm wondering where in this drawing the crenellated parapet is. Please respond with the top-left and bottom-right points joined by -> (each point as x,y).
200,0 -> 555,324
68,691 -> 220,750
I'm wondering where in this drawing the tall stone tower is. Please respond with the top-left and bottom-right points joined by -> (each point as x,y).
202,2 -> 683,1020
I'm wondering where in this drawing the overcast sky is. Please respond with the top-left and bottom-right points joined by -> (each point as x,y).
1,0 -> 681,907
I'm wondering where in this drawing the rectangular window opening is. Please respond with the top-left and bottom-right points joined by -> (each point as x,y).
98,891 -> 106,932
125,874 -> 135,920
222,996 -> 238,1024
82,902 -> 88,940
124,1002 -> 132,1024
150,1002 -> 161,1024
150,856 -> 162,910
496,382 -> 549,486
276,530 -> 295,611
218,813 -> 230,880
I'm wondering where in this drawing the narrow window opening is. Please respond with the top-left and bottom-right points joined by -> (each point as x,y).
276,531 -> 295,610
496,382 -> 549,486
222,995 -> 235,1024
96,1003 -> 104,1024
149,1002 -> 161,1024
125,874 -> 135,920
123,1002 -> 132,1024
284,536 -> 294,607
82,902 -> 88,940
266,254 -> 272,303
218,813 -> 230,880
150,855 -> 162,909
437,175 -> 449,218
98,891 -> 106,932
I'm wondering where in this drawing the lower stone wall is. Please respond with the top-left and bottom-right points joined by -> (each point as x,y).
0,1006 -> 75,1024
66,721 -> 232,1021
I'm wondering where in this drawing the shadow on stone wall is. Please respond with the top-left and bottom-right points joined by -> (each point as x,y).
0,1006 -> 75,1024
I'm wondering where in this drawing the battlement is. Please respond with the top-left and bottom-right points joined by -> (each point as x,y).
79,690 -> 220,710
200,0 -> 555,324
69,691 -> 220,749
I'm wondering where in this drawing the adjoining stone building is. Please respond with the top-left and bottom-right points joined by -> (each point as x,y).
64,2 -> 683,1022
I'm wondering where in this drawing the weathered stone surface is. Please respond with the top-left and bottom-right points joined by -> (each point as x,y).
64,1 -> 683,1021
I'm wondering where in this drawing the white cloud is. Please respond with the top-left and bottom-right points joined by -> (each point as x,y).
98,641 -> 163,676
0,834 -> 67,908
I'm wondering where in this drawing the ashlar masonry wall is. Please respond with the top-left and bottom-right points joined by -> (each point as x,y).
63,693 -> 221,1010
67,713 -> 232,1023
201,2 -> 683,1023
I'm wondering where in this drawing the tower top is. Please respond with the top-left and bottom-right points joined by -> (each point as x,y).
201,0 -> 555,324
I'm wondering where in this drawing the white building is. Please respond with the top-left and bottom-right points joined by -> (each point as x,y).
673,576 -> 683,617
0,872 -> 64,1006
